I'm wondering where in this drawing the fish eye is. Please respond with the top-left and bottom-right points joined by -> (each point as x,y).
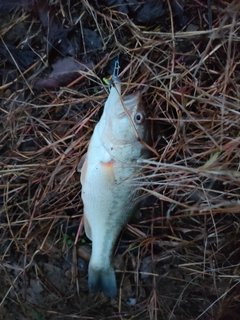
134,112 -> 145,124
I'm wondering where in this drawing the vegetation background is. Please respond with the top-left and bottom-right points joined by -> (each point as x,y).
0,0 -> 240,319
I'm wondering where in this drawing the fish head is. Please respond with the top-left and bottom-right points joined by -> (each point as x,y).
99,77 -> 148,161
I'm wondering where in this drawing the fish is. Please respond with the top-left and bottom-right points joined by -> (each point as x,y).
78,76 -> 149,298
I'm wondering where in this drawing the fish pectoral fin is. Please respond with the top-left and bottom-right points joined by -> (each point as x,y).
100,159 -> 116,186
84,214 -> 92,240
77,153 -> 87,173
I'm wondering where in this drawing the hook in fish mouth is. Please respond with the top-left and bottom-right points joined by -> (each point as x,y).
113,58 -> 120,77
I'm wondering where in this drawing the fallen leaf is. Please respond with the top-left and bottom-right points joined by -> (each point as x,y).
33,57 -> 93,90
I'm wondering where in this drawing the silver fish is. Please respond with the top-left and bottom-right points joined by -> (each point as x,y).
79,77 -> 149,297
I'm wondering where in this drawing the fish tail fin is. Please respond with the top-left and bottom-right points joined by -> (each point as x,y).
88,263 -> 117,298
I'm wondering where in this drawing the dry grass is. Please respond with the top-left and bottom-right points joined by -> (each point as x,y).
1,0 -> 240,319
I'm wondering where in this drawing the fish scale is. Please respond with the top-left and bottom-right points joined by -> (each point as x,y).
79,76 -> 149,297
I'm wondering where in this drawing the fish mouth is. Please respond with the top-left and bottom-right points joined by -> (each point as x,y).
103,76 -> 141,119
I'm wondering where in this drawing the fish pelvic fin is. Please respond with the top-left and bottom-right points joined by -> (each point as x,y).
77,152 -> 87,173
88,263 -> 117,298
83,214 -> 92,240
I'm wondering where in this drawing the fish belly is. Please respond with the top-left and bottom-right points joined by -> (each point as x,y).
81,153 -> 137,264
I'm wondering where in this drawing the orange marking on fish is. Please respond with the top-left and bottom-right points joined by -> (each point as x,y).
100,160 -> 115,168
100,160 -> 116,185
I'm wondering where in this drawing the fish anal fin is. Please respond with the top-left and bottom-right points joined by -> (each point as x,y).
84,214 -> 92,240
77,153 -> 87,173
88,263 -> 117,298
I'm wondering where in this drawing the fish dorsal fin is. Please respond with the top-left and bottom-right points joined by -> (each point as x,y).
77,153 -> 87,173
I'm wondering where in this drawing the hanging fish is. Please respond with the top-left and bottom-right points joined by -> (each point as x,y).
78,75 -> 149,298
